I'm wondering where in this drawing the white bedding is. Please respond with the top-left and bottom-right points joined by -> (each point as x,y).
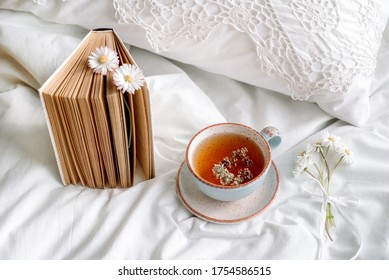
1,6 -> 389,260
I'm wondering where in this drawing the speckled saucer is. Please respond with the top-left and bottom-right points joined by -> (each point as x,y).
176,161 -> 280,224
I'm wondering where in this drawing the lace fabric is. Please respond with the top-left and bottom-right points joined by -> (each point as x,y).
112,0 -> 386,100
33,0 -> 69,4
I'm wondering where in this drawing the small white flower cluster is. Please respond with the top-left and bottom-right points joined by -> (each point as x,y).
88,46 -> 145,94
212,163 -> 235,185
293,130 -> 353,177
212,147 -> 254,186
293,130 -> 354,241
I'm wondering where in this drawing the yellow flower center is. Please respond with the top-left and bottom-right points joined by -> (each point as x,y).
98,55 -> 108,64
124,74 -> 133,82
345,148 -> 351,156
329,136 -> 336,142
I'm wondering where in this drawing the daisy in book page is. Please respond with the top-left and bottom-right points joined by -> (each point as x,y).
88,46 -> 119,75
113,64 -> 145,94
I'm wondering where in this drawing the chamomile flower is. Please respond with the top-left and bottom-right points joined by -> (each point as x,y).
113,64 -> 145,94
300,144 -> 314,158
293,161 -> 308,177
293,149 -> 313,177
321,131 -> 341,149
88,46 -> 119,75
337,145 -> 354,165
312,141 -> 323,152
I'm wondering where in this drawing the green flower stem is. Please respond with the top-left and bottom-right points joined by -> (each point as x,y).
310,147 -> 340,242
318,149 -> 331,189
322,151 -> 333,232
330,156 -> 344,177
305,168 -> 334,241
304,169 -> 317,180
123,96 -> 132,148
324,146 -> 330,158
325,204 -> 334,241
323,157 -> 345,239
313,162 -> 322,181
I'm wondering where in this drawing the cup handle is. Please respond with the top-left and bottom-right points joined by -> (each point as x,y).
260,126 -> 281,150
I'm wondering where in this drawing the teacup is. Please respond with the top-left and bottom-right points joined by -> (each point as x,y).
186,123 -> 281,201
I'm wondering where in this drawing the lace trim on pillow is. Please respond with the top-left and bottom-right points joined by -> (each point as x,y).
113,0 -> 386,100
33,0 -> 70,4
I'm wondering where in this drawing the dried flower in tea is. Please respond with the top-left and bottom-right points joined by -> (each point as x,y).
212,147 -> 254,186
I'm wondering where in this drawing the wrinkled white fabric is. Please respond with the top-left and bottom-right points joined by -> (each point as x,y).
0,9 -> 389,260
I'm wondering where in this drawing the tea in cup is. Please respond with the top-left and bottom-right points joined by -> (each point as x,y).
186,123 -> 281,201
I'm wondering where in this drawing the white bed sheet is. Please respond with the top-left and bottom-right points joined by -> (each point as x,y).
0,9 -> 388,260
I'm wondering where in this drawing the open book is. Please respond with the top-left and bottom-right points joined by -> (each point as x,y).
39,29 -> 154,188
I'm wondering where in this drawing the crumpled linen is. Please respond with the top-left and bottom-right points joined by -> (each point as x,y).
0,9 -> 389,260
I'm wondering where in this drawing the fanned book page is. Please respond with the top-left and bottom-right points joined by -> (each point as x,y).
39,29 -> 155,188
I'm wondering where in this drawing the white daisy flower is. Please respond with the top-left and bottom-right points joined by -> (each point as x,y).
88,46 -> 119,75
321,131 -> 341,149
312,141 -> 323,152
297,149 -> 312,163
113,64 -> 145,94
337,145 -> 354,165
293,151 -> 313,177
304,144 -> 315,155
293,161 -> 307,177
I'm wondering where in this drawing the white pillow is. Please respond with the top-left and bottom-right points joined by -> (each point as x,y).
1,0 -> 388,126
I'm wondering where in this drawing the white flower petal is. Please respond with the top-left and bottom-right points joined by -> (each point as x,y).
336,144 -> 354,165
321,130 -> 341,149
113,64 -> 145,94
88,46 -> 119,75
293,162 -> 306,177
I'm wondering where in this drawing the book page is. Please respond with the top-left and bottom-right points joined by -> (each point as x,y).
91,73 -> 117,187
114,31 -> 155,180
106,72 -> 131,188
41,33 -> 96,186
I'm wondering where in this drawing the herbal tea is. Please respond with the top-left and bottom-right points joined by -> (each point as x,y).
193,132 -> 265,186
